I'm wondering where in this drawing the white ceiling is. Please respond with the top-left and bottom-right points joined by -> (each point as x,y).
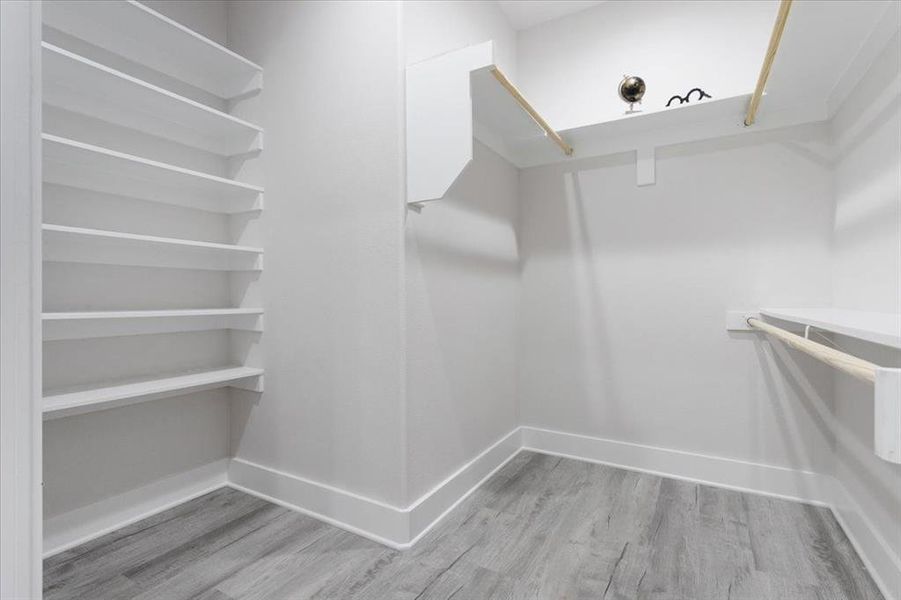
496,1 -> 607,30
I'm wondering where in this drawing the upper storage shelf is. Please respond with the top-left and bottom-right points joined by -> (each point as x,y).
43,134 -> 263,213
42,0 -> 262,100
406,1 -> 897,198
760,308 -> 901,350
43,43 -> 262,156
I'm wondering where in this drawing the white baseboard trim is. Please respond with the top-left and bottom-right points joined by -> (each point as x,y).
406,427 -> 522,545
228,428 -> 523,548
227,458 -> 410,548
43,458 -> 228,558
521,426 -> 832,506
828,477 -> 901,600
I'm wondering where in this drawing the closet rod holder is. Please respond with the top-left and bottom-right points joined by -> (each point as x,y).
746,317 -> 876,383
489,67 -> 574,156
745,0 -> 793,126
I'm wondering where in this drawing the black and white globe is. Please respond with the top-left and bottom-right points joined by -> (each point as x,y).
618,75 -> 646,104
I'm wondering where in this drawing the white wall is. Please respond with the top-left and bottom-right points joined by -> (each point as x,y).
829,30 -> 901,589
404,0 -> 517,78
518,124 -> 837,475
227,0 -> 408,506
405,141 -> 520,501
402,1 -> 521,503
515,0 -> 776,130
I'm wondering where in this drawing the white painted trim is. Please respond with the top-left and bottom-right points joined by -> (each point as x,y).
828,477 -> 901,600
43,458 -> 229,558
228,428 -> 522,547
228,457 -> 411,547
520,426 -> 832,506
0,1 -> 42,596
406,428 -> 522,544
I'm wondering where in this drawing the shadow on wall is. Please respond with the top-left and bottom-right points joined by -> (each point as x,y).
523,124 -> 833,258
404,140 -> 519,500
563,169 -> 620,433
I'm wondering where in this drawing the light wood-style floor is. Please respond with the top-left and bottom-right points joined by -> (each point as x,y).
44,452 -> 883,600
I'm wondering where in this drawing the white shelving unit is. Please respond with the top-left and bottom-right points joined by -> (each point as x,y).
43,135 -> 263,214
43,366 -> 265,420
43,43 -> 262,156
43,308 -> 264,341
760,308 -> 901,349
41,1 -> 264,416
407,35 -> 829,201
43,224 -> 263,271
42,0 -> 262,100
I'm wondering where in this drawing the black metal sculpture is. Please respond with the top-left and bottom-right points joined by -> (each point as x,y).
666,88 -> 712,107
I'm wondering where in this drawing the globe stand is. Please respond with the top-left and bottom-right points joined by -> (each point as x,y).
618,75 -> 646,116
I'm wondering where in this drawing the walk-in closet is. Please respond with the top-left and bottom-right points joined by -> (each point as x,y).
1,1 -> 899,598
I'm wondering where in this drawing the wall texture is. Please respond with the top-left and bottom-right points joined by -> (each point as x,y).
517,124 -> 837,475
227,0 -> 407,506
829,30 -> 901,588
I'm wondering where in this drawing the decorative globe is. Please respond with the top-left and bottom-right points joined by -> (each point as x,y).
618,75 -> 646,104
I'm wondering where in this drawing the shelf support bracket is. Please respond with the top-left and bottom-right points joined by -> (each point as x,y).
636,146 -> 656,186
875,368 -> 901,464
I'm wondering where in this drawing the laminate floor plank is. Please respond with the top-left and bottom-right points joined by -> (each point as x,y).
43,488 -> 269,600
45,452 -> 885,600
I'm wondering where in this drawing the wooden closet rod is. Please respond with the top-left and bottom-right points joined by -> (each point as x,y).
745,0 -> 793,126
747,317 -> 877,384
490,67 -> 574,156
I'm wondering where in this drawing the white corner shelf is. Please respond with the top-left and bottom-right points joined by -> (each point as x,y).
43,224 -> 263,271
43,308 -> 264,341
760,308 -> 901,350
43,366 -> 265,420
43,134 -> 263,214
407,41 -> 570,204
42,0 -> 262,100
43,43 -> 262,156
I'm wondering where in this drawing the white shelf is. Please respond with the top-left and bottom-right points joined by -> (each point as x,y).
406,41 -> 810,200
43,308 -> 263,341
42,0 -> 262,100
43,366 -> 264,420
760,308 -> 901,349
43,224 -> 263,271
511,92 -> 761,168
43,43 -> 262,156
43,134 -> 263,214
